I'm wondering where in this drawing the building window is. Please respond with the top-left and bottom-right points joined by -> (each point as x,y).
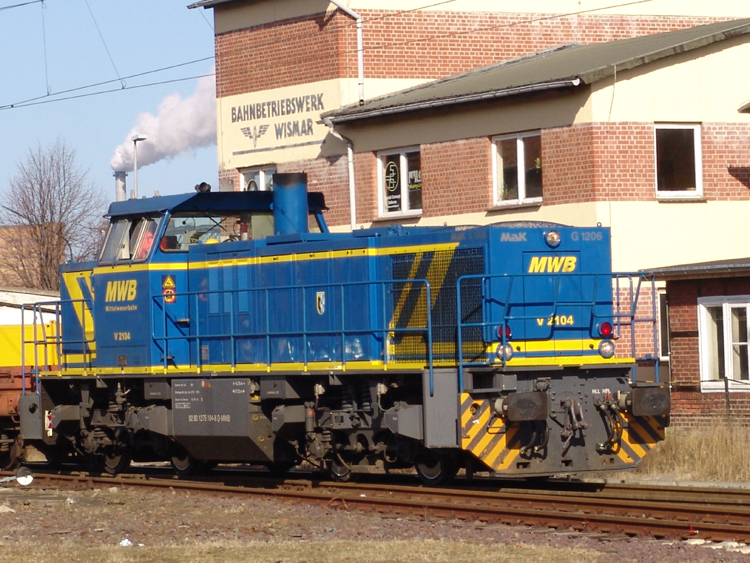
241,167 -> 276,191
493,132 -> 542,206
658,289 -> 670,360
655,124 -> 702,197
377,148 -> 422,217
699,296 -> 750,391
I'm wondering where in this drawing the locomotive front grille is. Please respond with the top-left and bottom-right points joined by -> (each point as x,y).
390,247 -> 484,364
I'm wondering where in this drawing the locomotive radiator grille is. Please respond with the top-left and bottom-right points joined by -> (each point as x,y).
390,247 -> 484,364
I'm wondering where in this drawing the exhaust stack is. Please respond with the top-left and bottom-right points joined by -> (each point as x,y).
273,173 -> 309,236
114,171 -> 127,202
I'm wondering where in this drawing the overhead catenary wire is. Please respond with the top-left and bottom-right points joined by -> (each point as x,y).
0,72 -> 215,110
0,0 -> 215,111
196,5 -> 213,32
0,0 -> 44,12
193,0 -> 659,71
40,0 -> 50,95
2,0 -> 661,111
84,0 -> 125,89
359,0 -> 658,54
182,0 -> 662,96
0,57 -> 214,110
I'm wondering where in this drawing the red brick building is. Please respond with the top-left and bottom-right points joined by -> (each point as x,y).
188,1 -> 750,426
188,1 -> 744,231
651,260 -> 750,427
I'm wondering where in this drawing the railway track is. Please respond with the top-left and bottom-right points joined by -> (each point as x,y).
5,467 -> 750,544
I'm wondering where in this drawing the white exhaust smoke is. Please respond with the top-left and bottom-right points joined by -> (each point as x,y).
110,72 -> 216,171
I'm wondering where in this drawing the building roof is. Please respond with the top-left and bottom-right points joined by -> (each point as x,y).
186,0 -> 234,8
188,0 -> 237,9
323,18 -> 750,124
105,190 -> 328,218
648,257 -> 750,280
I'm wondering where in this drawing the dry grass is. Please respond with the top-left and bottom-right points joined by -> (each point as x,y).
636,423 -> 750,482
0,540 -> 605,563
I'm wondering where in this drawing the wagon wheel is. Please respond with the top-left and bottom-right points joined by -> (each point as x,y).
170,446 -> 201,478
327,454 -> 352,482
415,453 -> 458,486
103,446 -> 132,476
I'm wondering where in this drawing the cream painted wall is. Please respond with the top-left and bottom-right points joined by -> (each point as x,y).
358,202 -> 604,232
336,88 -> 590,152
217,78 -> 429,170
217,80 -> 339,170
607,200 -> 750,272
588,38 -> 750,123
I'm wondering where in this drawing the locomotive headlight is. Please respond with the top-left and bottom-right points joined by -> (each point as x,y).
497,343 -> 514,361
599,339 -> 615,359
544,230 -> 561,248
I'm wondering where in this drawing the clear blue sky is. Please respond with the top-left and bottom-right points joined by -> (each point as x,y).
0,0 -> 217,204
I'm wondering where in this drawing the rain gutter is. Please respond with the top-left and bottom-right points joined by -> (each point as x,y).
323,117 -> 357,231
329,0 -> 365,106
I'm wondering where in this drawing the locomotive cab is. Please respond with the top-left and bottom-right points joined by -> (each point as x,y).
90,186 -> 328,371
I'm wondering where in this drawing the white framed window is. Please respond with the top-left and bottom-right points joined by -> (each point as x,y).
698,296 -> 750,391
655,124 -> 702,198
241,166 -> 276,191
492,132 -> 542,206
377,147 -> 422,217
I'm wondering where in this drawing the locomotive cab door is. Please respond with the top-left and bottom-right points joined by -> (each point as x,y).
149,212 -> 192,372
92,215 -> 161,369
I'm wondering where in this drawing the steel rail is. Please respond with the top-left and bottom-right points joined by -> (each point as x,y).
6,469 -> 750,543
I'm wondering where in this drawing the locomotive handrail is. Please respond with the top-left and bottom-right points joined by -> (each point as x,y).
149,278 -> 438,395
23,298 -> 96,382
455,271 -> 659,388
612,273 -> 660,382
21,301 -> 66,391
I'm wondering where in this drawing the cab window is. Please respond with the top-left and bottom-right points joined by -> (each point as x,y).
163,213 -> 248,251
99,216 -> 160,265
161,210 -> 323,252
133,218 -> 158,260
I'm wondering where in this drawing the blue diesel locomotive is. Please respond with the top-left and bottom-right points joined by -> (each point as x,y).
18,173 -> 669,483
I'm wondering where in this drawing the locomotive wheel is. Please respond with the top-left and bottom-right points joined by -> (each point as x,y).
0,435 -> 22,471
170,448 -> 200,478
327,456 -> 352,482
415,454 -> 459,486
103,447 -> 132,476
